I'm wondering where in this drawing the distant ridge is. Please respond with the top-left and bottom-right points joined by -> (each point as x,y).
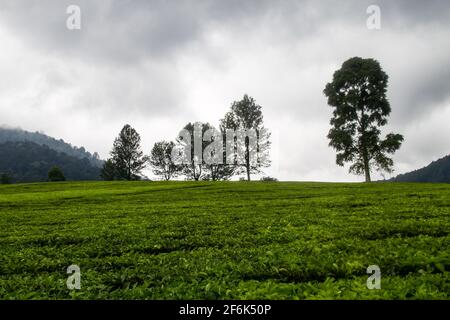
390,154 -> 450,183
0,141 -> 101,182
0,126 -> 103,167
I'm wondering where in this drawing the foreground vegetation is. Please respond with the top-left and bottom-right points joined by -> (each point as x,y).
0,181 -> 448,299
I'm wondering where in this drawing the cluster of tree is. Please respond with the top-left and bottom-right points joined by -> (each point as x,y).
101,94 -> 271,181
0,141 -> 101,183
0,127 -> 103,168
389,154 -> 450,183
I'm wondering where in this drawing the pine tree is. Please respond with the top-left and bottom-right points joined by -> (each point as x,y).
220,95 -> 271,181
110,124 -> 148,180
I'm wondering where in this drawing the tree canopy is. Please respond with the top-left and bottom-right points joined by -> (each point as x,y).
220,94 -> 271,181
48,166 -> 66,182
324,57 -> 403,182
110,124 -> 148,180
100,159 -> 117,181
149,141 -> 179,181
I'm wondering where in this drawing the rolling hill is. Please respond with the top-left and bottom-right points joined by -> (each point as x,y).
0,141 -> 101,183
391,154 -> 450,183
0,127 -> 103,168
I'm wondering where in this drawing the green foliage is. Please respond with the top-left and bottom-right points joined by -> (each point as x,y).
324,57 -> 404,182
47,166 -> 65,182
203,163 -> 235,181
110,124 -> 148,181
149,141 -> 179,181
0,141 -> 100,182
0,173 -> 12,184
100,159 -> 117,181
260,176 -> 278,182
220,95 -> 271,181
0,181 -> 448,299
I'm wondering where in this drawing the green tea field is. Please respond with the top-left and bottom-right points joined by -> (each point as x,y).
0,181 -> 449,299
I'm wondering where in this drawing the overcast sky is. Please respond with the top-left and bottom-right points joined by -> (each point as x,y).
1,0 -> 449,181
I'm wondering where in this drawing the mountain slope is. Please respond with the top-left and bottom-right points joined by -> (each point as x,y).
0,127 -> 103,167
391,154 -> 450,183
0,141 -> 101,183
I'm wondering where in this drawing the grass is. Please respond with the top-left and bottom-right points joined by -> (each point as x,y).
0,181 -> 449,299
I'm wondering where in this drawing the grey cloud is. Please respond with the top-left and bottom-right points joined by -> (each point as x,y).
381,0 -> 450,28
0,0 -> 276,64
2,0 -> 449,64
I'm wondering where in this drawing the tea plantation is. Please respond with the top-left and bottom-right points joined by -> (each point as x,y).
0,181 -> 448,299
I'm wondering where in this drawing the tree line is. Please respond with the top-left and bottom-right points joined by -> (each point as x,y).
101,57 -> 404,183
0,141 -> 100,183
0,127 -> 103,168
100,94 -> 272,181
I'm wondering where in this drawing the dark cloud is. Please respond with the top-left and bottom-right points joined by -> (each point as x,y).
0,0 -> 275,64
381,0 -> 450,27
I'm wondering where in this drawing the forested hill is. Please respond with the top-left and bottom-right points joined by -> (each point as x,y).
390,154 -> 450,183
0,141 -> 101,183
0,127 -> 103,167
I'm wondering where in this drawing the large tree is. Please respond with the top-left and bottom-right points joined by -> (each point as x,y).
110,124 -> 148,180
149,141 -> 179,181
324,57 -> 404,182
220,94 -> 271,181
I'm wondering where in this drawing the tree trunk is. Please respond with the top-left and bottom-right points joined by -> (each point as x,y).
246,157 -> 251,181
245,150 -> 251,181
364,167 -> 371,182
245,140 -> 251,181
363,152 -> 371,182
359,110 -> 371,183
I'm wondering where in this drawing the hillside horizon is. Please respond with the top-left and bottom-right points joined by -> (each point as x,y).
0,125 -> 448,184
